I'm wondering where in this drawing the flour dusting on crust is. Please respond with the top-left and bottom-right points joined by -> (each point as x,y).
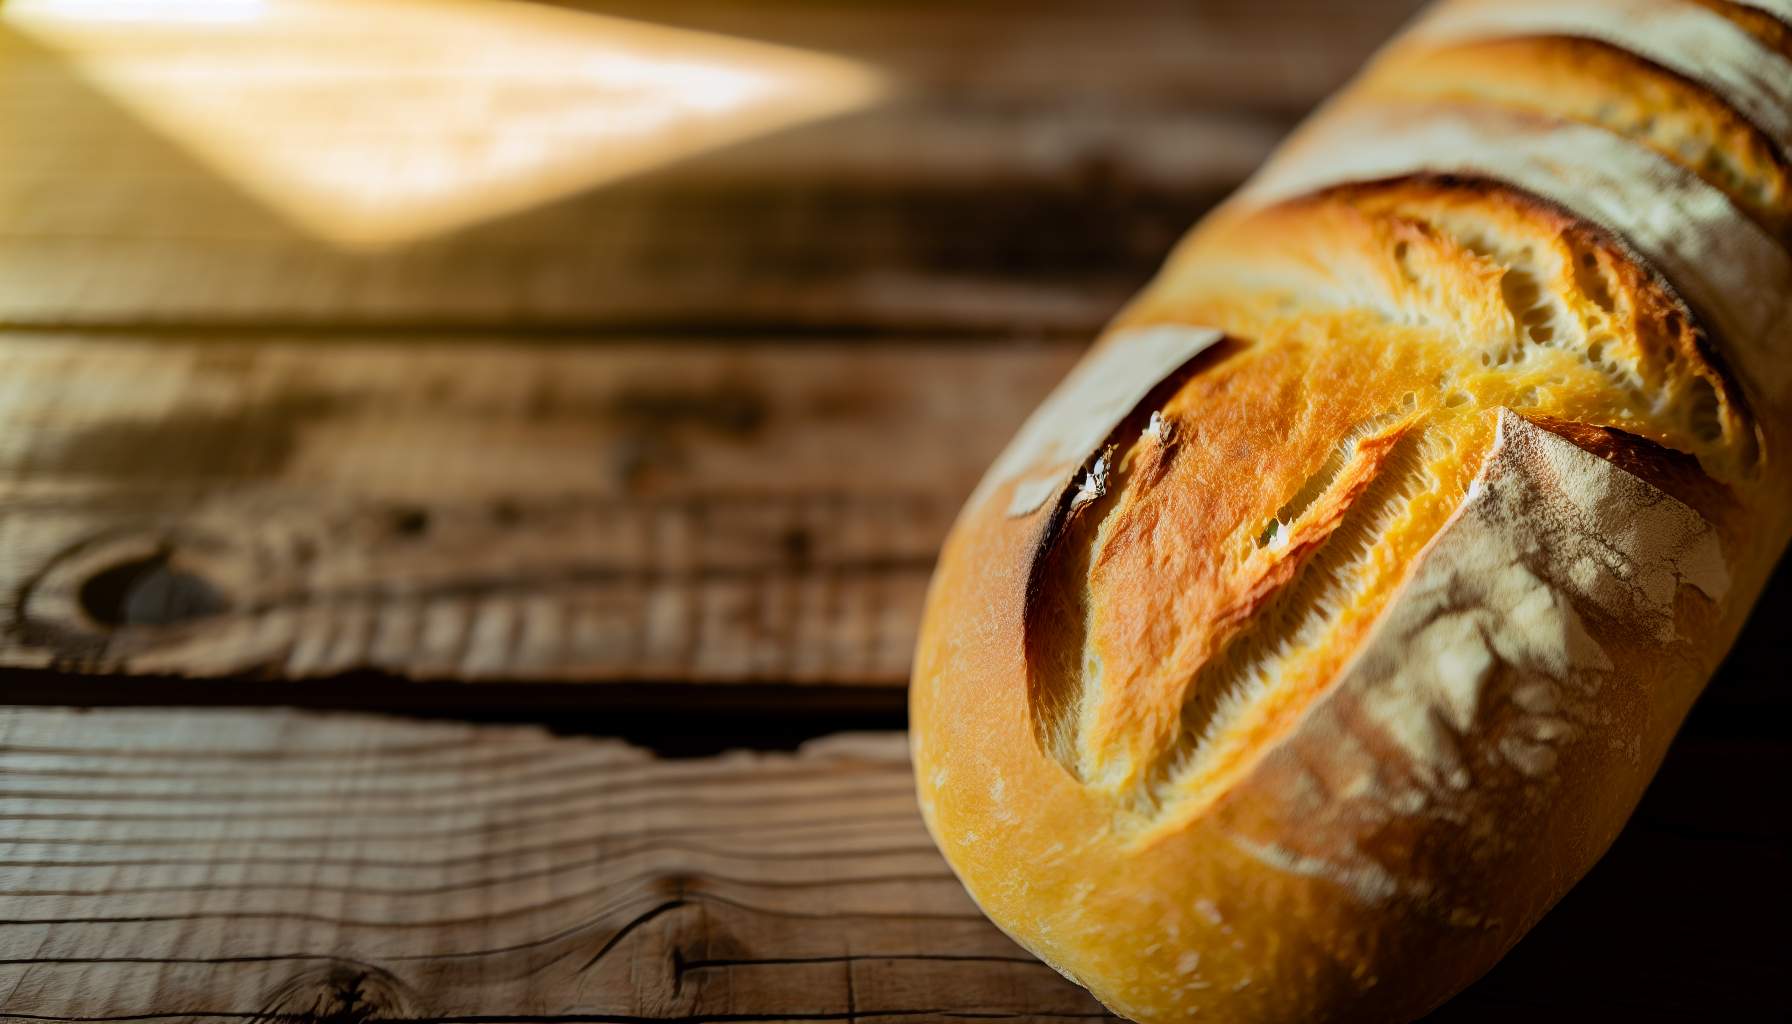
1353,410 -> 1725,780
1230,411 -> 1727,905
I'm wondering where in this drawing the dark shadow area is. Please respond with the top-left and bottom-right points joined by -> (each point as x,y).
0,670 -> 906,757
1427,728 -> 1790,1020
1425,547 -> 1792,1020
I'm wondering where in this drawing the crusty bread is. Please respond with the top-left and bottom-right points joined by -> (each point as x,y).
909,1 -> 1792,1021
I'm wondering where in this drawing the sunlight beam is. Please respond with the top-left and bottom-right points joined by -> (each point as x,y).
6,0 -> 886,248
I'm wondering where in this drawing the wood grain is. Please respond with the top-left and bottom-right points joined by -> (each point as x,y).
0,333 -> 1077,687
0,706 -> 1782,1022
0,0 -> 1425,334
3,1 -> 1779,1017
7,330 -> 1792,709
0,709 -> 1109,1022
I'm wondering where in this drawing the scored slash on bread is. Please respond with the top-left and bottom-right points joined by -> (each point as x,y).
910,1 -> 1792,1022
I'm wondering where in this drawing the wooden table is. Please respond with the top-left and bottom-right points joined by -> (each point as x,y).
0,1 -> 1784,1020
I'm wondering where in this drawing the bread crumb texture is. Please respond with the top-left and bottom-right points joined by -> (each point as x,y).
912,1 -> 1792,1021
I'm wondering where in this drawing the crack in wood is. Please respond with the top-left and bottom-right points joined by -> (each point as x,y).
0,1013 -> 1122,1023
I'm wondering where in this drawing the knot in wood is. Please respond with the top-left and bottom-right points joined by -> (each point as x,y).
79,548 -> 229,628
254,962 -> 418,1024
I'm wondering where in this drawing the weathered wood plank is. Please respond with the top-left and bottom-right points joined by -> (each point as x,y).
0,0 -> 1426,333
0,710 -> 1103,1022
0,334 -> 1078,686
0,707 -> 1781,1021
6,331 -> 1792,710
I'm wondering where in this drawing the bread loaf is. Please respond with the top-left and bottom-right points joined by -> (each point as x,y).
909,1 -> 1792,1021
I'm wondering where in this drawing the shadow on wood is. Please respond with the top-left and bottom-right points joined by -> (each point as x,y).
0,703 -> 1780,1021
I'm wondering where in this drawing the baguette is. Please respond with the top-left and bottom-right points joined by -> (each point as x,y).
909,1 -> 1792,1021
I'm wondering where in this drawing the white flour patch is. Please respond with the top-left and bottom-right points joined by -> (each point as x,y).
1229,413 -> 1727,905
1347,411 -> 1724,781
1232,835 -> 1408,905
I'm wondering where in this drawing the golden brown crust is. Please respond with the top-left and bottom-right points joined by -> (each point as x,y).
1692,0 -> 1792,58
1360,35 -> 1792,239
1523,413 -> 1739,520
912,1 -> 1792,1021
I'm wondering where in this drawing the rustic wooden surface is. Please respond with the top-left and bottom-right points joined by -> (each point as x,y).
2,329 -> 1787,711
0,706 -> 1783,1023
0,0 -> 1425,334
0,334 -> 1075,688
0,0 -> 1430,694
0,0 -> 1785,1020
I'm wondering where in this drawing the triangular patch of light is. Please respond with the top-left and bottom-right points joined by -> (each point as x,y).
6,0 -> 884,249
